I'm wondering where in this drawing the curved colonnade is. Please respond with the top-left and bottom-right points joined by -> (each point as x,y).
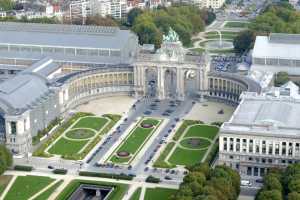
206,71 -> 261,105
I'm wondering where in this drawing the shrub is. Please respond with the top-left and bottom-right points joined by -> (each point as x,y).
53,168 -> 67,174
14,165 -> 33,171
79,171 -> 134,180
145,175 -> 160,183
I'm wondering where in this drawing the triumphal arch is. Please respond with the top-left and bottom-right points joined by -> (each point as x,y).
133,28 -> 209,100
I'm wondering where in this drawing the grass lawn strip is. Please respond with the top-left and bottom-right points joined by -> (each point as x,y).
144,187 -> 177,200
153,142 -> 176,168
4,175 -> 54,200
55,180 -> 128,200
72,116 -> 108,131
129,187 -> 141,200
108,118 -> 162,164
0,175 -> 12,196
33,180 -> 63,200
46,116 -> 111,156
48,137 -> 89,155
168,147 -> 208,166
183,124 -> 218,140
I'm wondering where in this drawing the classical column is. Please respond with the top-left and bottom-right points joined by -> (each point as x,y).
176,68 -> 185,100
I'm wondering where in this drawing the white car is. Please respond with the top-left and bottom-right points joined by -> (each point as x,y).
241,180 -> 252,187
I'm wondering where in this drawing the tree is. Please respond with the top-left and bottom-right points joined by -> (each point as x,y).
256,190 -> 282,200
127,8 -> 143,26
274,71 -> 289,86
132,21 -> 163,49
263,175 -> 282,192
0,0 -> 15,11
233,30 -> 256,53
0,145 -> 12,175
85,15 -> 118,26
288,192 -> 300,200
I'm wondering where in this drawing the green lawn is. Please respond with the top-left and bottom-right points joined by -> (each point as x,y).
224,21 -> 249,28
129,188 -> 141,200
153,142 -> 176,168
110,118 -> 161,164
144,188 -> 177,200
168,147 -> 207,166
0,176 -> 12,195
65,129 -> 95,139
72,116 -> 108,131
33,180 -> 63,200
4,175 -> 54,200
173,120 -> 202,141
55,180 -> 128,200
48,137 -> 89,155
184,125 -> 219,140
162,123 -> 219,167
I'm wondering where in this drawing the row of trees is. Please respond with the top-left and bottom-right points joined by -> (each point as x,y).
128,6 -> 215,48
256,164 -> 300,200
233,2 -> 299,53
170,163 -> 240,200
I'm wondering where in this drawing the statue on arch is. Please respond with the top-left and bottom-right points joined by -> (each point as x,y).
163,27 -> 179,43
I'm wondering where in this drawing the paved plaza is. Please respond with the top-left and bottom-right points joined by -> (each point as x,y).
74,96 -> 136,115
184,101 -> 235,123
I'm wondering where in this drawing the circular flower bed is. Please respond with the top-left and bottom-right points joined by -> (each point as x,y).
180,138 -> 211,149
141,123 -> 154,128
117,151 -> 130,158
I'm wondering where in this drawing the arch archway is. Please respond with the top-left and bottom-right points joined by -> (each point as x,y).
164,68 -> 177,99
145,67 -> 158,98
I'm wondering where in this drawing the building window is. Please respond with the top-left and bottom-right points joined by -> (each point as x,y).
223,137 -> 227,151
255,140 -> 260,153
269,143 -> 273,155
282,142 -> 286,155
275,143 -> 280,155
243,139 -> 247,153
230,138 -> 234,151
289,143 -> 293,156
262,140 -> 266,154
10,122 -> 17,135
247,167 -> 252,176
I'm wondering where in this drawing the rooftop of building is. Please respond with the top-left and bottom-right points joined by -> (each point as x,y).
221,91 -> 300,137
0,22 -> 137,50
252,33 -> 300,60
0,58 -> 59,114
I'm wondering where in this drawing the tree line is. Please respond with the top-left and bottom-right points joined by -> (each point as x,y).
233,2 -> 299,53
170,163 -> 240,200
128,6 -> 215,48
256,164 -> 300,200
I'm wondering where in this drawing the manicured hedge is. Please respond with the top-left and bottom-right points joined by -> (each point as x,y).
32,117 -> 62,145
14,165 -> 33,171
53,168 -> 67,174
145,176 -> 160,183
204,139 -> 219,166
79,171 -> 134,180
